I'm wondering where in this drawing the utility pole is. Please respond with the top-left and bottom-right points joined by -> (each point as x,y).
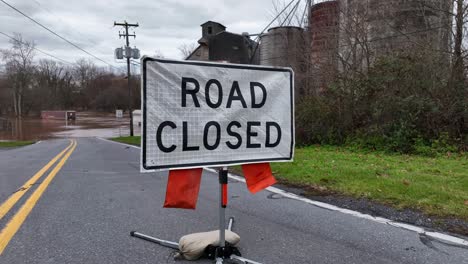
114,20 -> 139,136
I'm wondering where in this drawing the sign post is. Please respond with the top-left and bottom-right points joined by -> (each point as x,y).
132,57 -> 294,263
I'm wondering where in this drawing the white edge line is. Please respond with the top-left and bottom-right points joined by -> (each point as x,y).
98,137 -> 468,247
96,137 -> 140,150
96,137 -> 155,172
204,170 -> 468,247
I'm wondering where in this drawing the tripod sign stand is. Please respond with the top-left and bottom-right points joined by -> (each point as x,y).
130,168 -> 261,264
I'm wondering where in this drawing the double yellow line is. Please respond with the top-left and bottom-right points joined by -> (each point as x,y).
0,139 -> 77,255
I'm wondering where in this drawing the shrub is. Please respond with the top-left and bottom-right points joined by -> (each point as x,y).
295,50 -> 466,154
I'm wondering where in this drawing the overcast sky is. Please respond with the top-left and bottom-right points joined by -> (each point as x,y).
0,0 -> 300,73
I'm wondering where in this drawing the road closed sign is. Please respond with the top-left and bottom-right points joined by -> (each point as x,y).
141,58 -> 294,171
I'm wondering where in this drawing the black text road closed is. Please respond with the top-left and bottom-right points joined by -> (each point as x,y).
141,58 -> 294,171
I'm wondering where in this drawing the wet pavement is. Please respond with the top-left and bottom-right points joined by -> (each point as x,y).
0,112 -> 140,141
0,138 -> 467,264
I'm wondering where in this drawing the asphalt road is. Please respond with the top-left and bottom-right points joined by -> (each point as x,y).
0,138 -> 467,264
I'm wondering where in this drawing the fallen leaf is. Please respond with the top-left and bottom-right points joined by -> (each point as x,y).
464,200 -> 468,206
402,179 -> 411,186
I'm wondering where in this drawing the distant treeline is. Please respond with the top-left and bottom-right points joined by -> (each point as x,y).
1,33 -> 466,154
0,34 -> 140,118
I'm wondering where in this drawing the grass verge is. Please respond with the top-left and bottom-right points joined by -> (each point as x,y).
0,140 -> 35,148
111,136 -> 467,220
110,136 -> 140,146
269,146 -> 467,220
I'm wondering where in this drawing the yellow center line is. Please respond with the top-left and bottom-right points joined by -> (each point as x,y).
0,139 -> 77,255
0,140 -> 74,221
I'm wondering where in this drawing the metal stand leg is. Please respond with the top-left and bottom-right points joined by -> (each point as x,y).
219,168 -> 227,248
130,231 -> 179,249
228,217 -> 234,231
215,167 -> 228,263
130,167 -> 262,264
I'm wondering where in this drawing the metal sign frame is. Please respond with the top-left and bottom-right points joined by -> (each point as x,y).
141,57 -> 294,171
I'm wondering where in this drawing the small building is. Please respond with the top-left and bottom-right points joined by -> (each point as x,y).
187,21 -> 259,64
132,110 -> 141,127
116,109 -> 123,118
41,110 -> 76,121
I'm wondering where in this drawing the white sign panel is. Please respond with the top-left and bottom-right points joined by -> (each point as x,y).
141,58 -> 294,171
116,109 -> 123,118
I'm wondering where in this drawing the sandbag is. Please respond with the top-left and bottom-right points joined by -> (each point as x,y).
178,230 -> 240,260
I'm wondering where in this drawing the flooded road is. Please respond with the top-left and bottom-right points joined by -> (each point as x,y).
0,112 -> 140,141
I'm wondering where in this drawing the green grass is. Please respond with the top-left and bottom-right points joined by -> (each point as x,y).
0,140 -> 35,148
270,146 -> 468,220
111,136 -> 141,146
111,136 -> 467,220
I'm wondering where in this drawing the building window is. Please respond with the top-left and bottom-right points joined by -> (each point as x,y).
208,26 -> 212,34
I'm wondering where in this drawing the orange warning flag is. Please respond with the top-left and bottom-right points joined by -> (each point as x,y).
164,168 -> 203,209
241,163 -> 277,194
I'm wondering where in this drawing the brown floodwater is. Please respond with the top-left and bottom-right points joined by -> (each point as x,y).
0,112 -> 140,141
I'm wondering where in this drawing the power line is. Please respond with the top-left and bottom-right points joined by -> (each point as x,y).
32,0 -> 99,46
300,0 -> 310,28
0,31 -> 74,65
1,31 -> 129,76
250,0 -> 298,63
280,0 -> 301,26
256,0 -> 297,42
0,0 -> 119,71
1,31 -> 128,74
115,59 -> 140,66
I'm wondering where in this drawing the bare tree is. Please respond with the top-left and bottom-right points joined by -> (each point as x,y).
450,0 -> 467,138
1,33 -> 35,119
336,1 -> 374,77
73,58 -> 100,109
35,59 -> 75,110
452,0 -> 467,80
74,58 -> 98,89
0,75 -> 11,116
423,0 -> 467,137
178,43 -> 197,59
271,0 -> 307,27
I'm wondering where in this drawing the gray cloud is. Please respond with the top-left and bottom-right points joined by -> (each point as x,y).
0,0 -> 289,71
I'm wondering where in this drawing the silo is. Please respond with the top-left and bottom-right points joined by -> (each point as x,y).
310,1 -> 339,58
309,0 -> 340,92
259,26 -> 306,99
343,0 -> 452,55
260,26 -> 304,67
